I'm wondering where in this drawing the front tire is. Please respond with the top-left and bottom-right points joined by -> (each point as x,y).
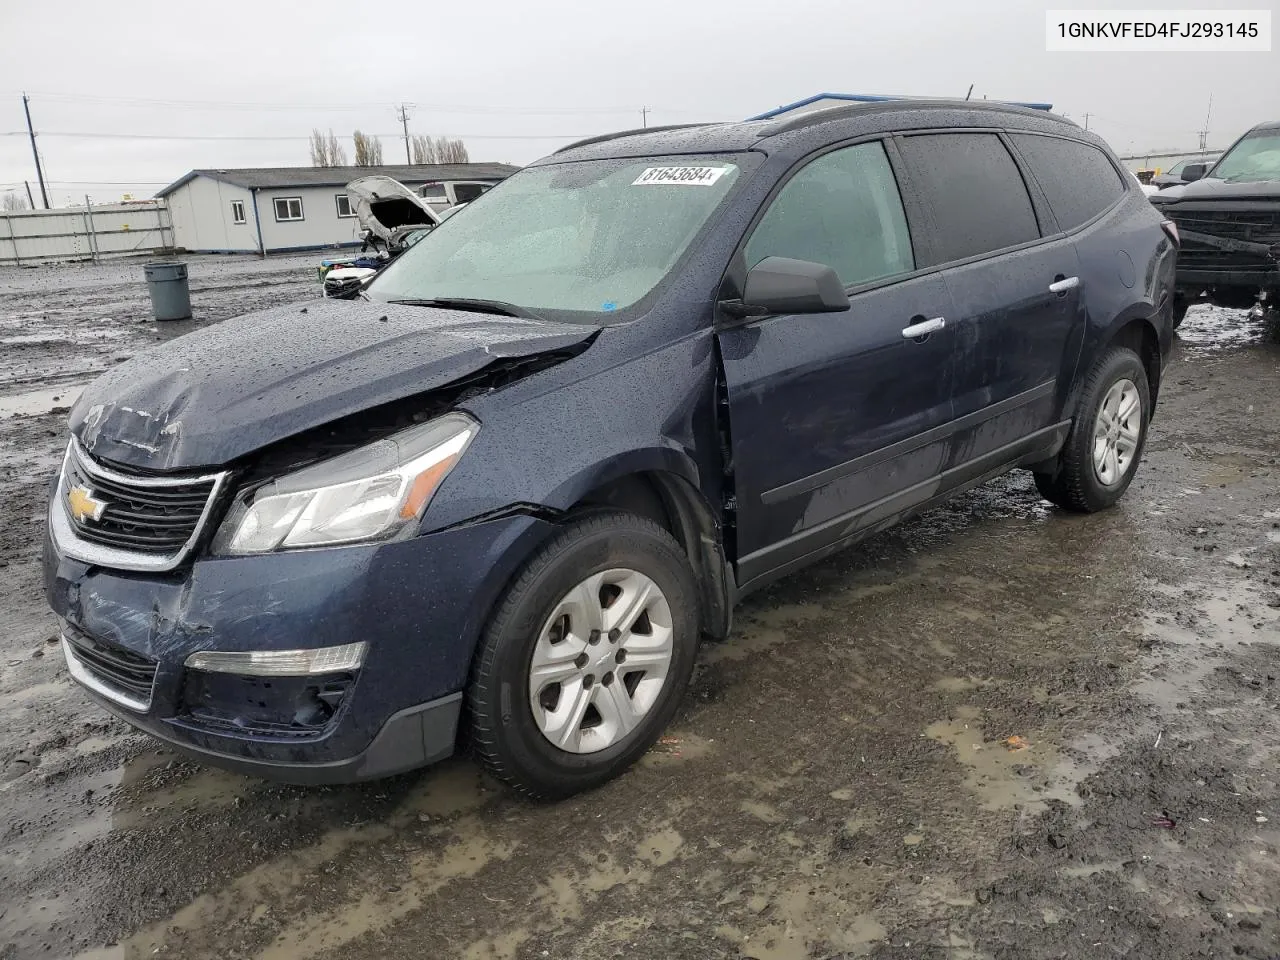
1034,346 -> 1151,513
468,511 -> 700,801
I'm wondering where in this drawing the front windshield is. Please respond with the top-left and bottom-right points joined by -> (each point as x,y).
1211,131 -> 1280,182
367,156 -> 746,317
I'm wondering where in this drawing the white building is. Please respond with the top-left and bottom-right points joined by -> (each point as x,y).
156,163 -> 519,254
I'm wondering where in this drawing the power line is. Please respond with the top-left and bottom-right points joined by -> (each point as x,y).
0,180 -> 170,186
0,130 -> 597,141
9,90 -> 657,116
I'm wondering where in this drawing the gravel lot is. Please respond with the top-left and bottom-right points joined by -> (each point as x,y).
1,256 -> 1278,960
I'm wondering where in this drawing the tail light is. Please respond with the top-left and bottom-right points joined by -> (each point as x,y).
1161,219 -> 1180,248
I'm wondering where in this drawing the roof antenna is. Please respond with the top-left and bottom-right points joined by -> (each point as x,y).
965,84 -> 974,101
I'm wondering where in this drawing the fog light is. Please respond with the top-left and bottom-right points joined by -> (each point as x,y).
184,642 -> 367,676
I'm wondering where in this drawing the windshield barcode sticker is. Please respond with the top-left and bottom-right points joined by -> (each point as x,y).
632,166 -> 729,186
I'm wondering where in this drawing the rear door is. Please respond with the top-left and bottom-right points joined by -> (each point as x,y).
896,133 -> 1083,467
715,141 -> 958,585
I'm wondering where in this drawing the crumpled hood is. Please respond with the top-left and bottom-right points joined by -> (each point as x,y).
71,298 -> 598,471
1152,177 -> 1280,203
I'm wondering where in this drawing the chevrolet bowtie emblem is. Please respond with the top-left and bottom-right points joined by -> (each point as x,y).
67,485 -> 108,524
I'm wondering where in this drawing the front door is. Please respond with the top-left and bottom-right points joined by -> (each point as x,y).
715,141 -> 958,587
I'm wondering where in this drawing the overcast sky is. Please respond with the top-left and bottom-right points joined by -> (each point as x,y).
1,0 -> 1276,206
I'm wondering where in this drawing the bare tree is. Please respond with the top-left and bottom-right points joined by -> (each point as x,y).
436,137 -> 469,163
410,135 -> 469,164
310,128 -> 330,166
309,128 -> 348,167
411,134 -> 435,164
326,130 -> 348,166
2,191 -> 29,212
353,130 -> 384,166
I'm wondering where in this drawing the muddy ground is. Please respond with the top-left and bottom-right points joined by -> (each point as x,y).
1,257 -> 1278,960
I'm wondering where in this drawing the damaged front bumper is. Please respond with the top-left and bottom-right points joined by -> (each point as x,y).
1164,206 -> 1280,293
44,512 -> 555,783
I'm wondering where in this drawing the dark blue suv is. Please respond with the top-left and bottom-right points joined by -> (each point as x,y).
45,100 -> 1178,799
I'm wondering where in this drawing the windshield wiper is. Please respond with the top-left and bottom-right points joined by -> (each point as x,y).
385,297 -> 541,320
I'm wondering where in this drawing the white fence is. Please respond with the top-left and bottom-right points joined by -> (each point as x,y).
0,202 -> 175,265
1118,148 -> 1223,174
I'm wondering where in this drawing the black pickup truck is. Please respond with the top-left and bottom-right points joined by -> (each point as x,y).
1148,121 -> 1280,326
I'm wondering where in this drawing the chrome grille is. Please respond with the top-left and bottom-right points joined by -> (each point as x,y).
52,438 -> 229,572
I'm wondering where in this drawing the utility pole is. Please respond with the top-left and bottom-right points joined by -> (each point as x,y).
1197,93 -> 1212,151
24,181 -> 35,209
641,106 -> 649,129
396,103 -> 412,164
21,93 -> 49,209
1083,112 -> 1091,131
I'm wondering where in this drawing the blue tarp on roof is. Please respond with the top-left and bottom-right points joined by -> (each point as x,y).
748,93 -> 1054,121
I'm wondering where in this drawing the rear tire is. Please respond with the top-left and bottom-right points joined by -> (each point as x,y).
468,511 -> 699,801
1034,347 -> 1151,513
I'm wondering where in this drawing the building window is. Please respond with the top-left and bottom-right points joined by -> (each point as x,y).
273,197 -> 304,222
230,200 -> 246,224
335,194 -> 356,218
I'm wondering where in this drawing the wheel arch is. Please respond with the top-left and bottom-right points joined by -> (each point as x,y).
1068,310 -> 1162,416
566,462 -> 734,641
1103,314 -> 1162,407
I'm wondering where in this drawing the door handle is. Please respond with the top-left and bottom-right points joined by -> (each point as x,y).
1049,276 -> 1080,294
901,317 -> 946,340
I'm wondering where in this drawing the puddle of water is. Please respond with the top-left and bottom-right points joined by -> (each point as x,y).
100,763 -> 499,960
256,823 -> 518,960
926,705 -> 1089,811
1136,579 -> 1278,712
1176,304 -> 1275,351
738,884 -> 886,960
0,384 -> 83,418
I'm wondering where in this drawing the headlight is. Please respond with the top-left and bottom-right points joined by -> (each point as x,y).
212,413 -> 477,554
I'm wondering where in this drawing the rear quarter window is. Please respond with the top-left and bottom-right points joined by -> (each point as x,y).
1010,134 -> 1126,232
897,133 -> 1041,265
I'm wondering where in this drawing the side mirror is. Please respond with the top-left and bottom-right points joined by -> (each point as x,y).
726,256 -> 850,318
1181,163 -> 1208,182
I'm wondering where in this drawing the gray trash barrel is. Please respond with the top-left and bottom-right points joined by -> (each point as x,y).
143,261 -> 192,321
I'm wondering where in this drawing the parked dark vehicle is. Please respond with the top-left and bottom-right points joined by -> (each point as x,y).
1149,156 -> 1218,190
1148,122 -> 1280,324
45,101 -> 1177,800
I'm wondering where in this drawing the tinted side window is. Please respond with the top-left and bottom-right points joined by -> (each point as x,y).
744,141 -> 913,287
1010,134 -> 1126,231
897,133 -> 1040,264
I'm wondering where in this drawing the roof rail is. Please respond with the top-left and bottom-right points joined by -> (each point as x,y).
747,92 -> 1054,121
554,123 -> 711,155
760,98 -> 1074,137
